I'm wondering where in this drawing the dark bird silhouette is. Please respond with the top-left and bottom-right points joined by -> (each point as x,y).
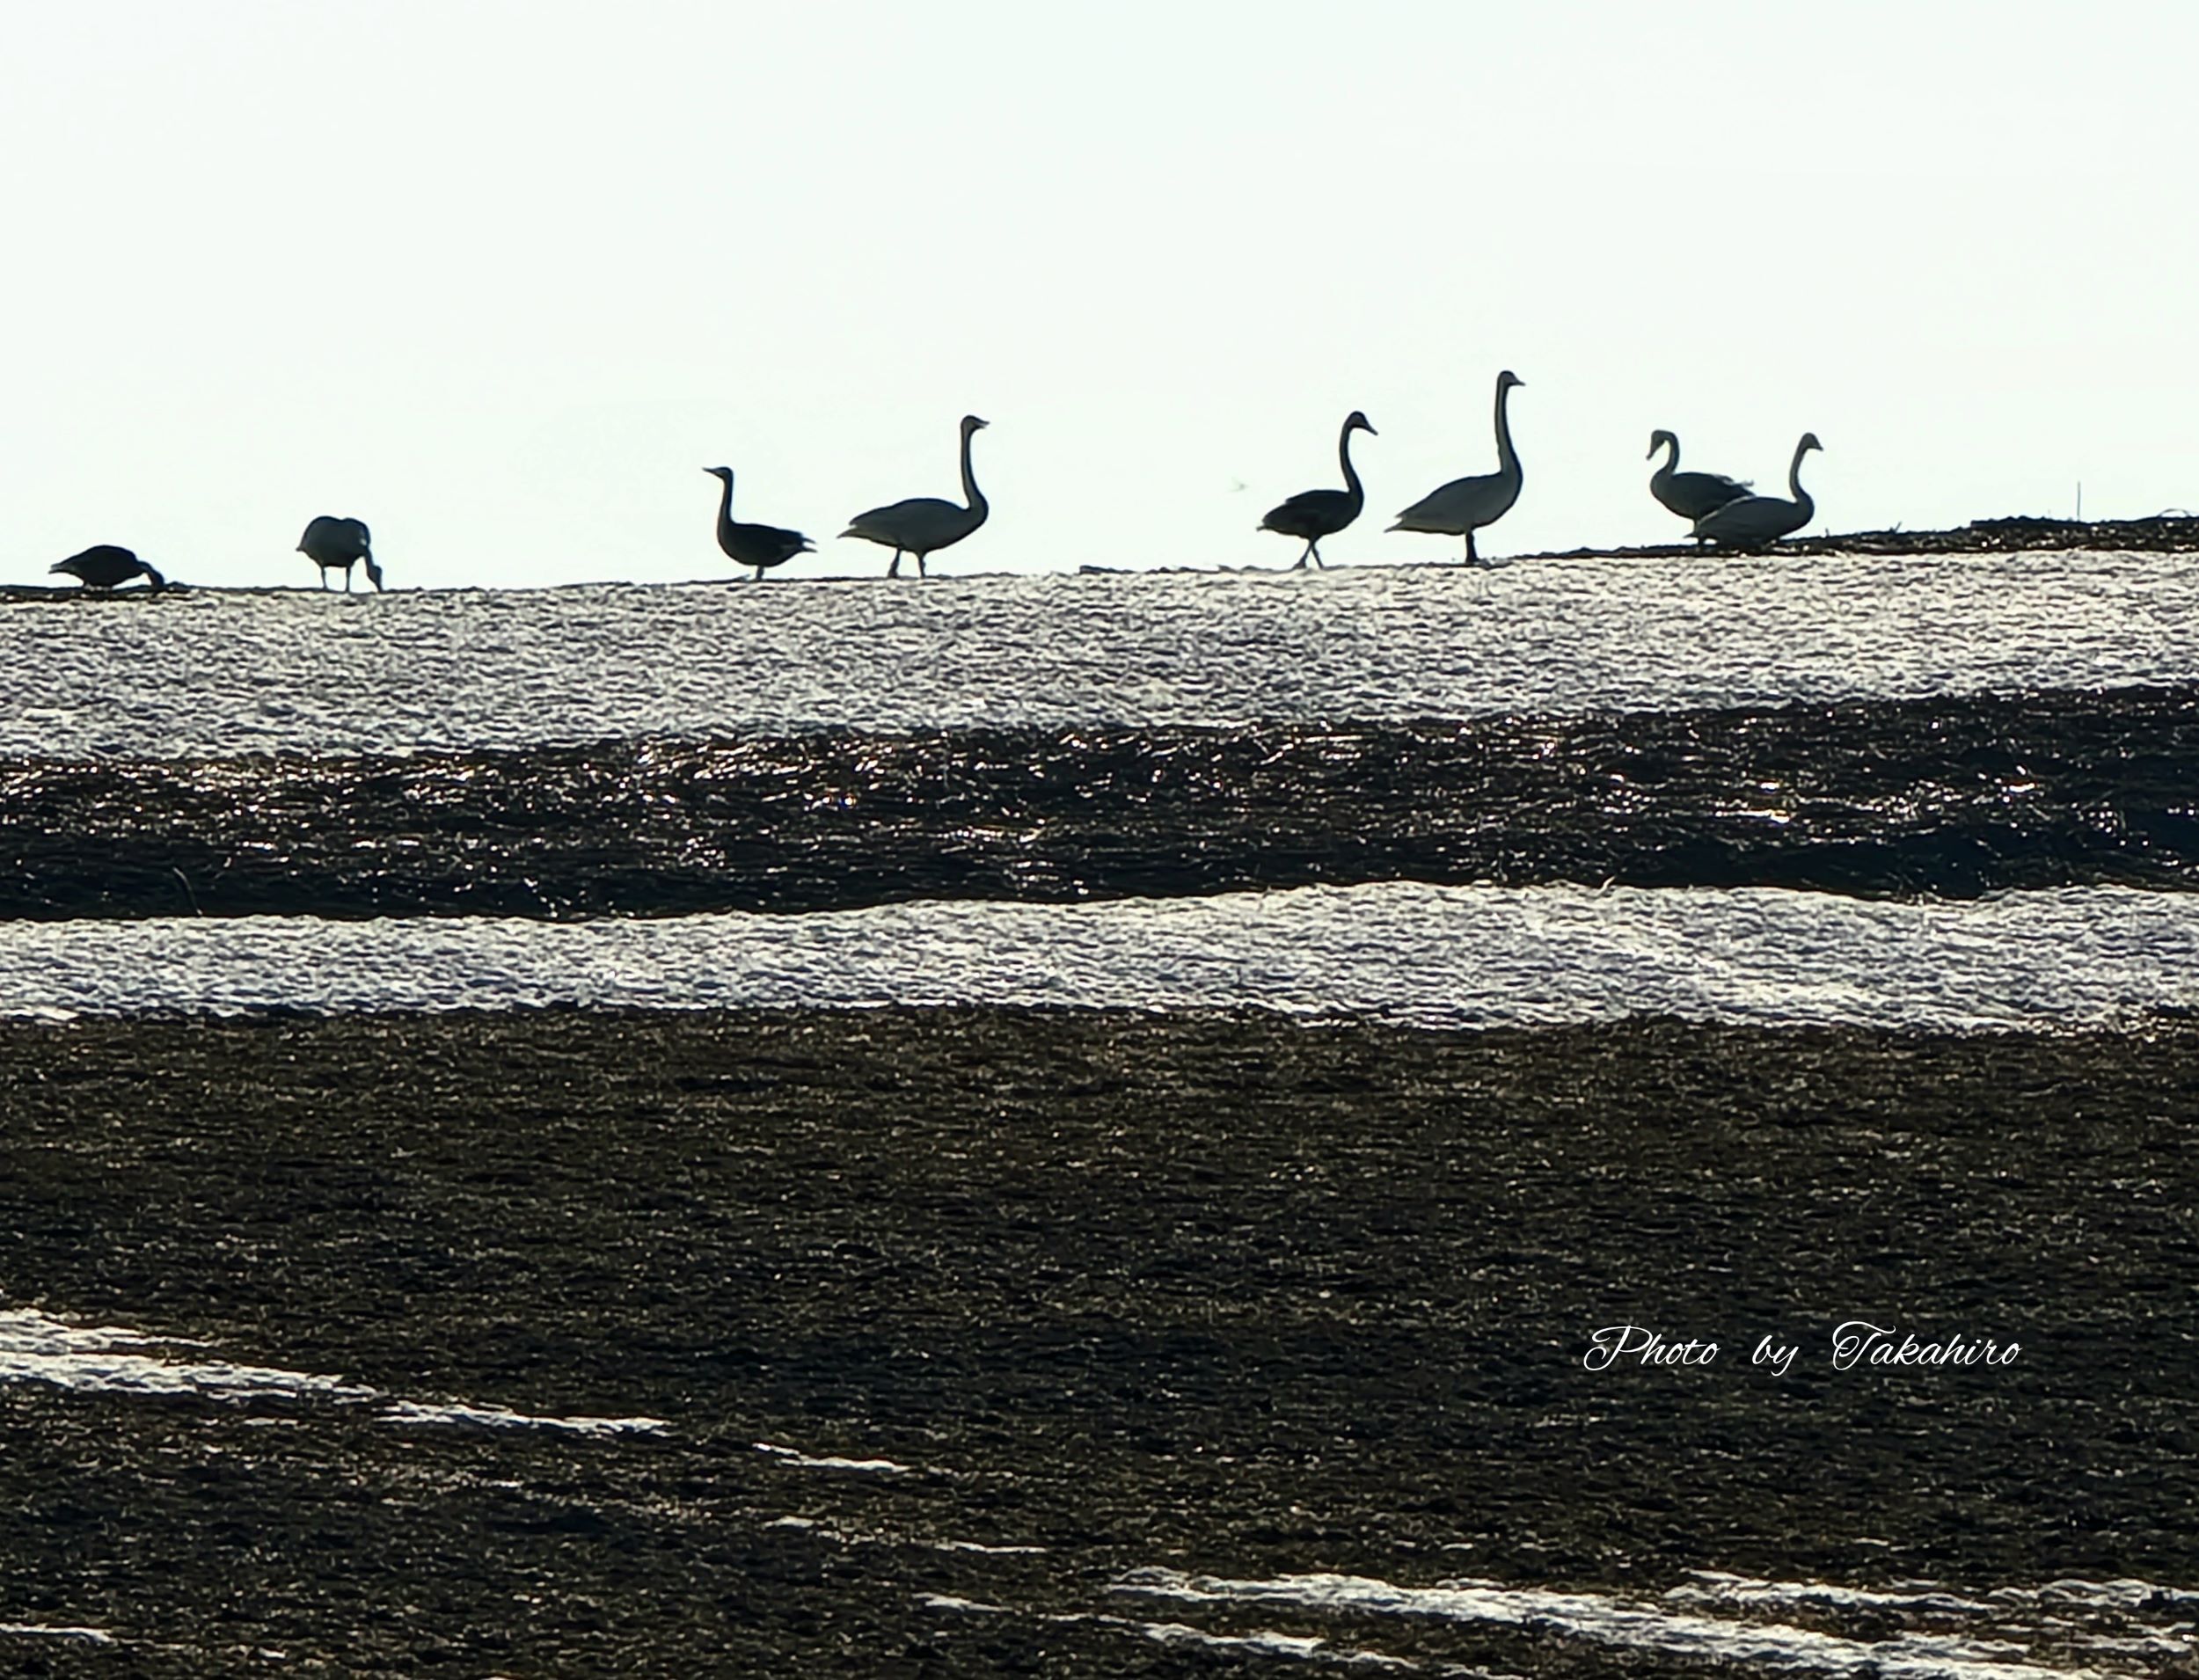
1390,371 -> 1524,566
51,545 -> 164,591
704,468 -> 814,579
1691,434 -> 1823,549
1647,429 -> 1752,528
841,414 -> 991,577
1261,410 -> 1376,568
297,516 -> 382,591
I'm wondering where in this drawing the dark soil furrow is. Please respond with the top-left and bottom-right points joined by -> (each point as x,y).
3,684 -> 2195,919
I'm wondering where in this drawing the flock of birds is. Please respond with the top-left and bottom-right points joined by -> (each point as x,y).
1251,373 -> 1822,566
37,374 -> 1827,593
49,517 -> 384,595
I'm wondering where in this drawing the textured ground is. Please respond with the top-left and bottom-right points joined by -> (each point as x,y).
1523,511 -> 2199,559
4,547 -> 2194,760
3,1009 -> 2195,1675
4,684 -> 2195,919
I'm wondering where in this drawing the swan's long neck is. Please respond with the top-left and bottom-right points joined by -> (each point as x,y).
713,472 -> 736,543
1786,442 -> 1815,520
1338,420 -> 1364,506
960,427 -> 987,516
1494,382 -> 1520,480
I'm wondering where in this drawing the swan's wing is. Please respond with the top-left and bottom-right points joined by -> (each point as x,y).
1260,487 -> 1352,534
842,496 -> 968,546
1685,471 -> 1753,499
1662,472 -> 1756,521
1693,494 -> 1806,543
1392,471 -> 1505,531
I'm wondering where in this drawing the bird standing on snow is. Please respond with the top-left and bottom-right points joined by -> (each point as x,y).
1390,370 -> 1524,566
841,414 -> 990,577
704,468 -> 813,579
297,516 -> 382,591
1690,434 -> 1823,549
1646,429 -> 1751,530
50,545 -> 165,591
1260,410 -> 1376,568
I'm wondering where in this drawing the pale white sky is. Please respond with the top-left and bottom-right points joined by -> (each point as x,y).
4,1 -> 2195,588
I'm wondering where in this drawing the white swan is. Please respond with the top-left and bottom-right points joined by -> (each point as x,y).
840,415 -> 990,577
1691,434 -> 1823,549
1647,430 -> 1751,527
1260,410 -> 1376,568
1389,370 -> 1523,565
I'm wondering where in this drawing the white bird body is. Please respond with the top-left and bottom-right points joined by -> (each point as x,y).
1390,370 -> 1523,565
841,415 -> 990,577
1691,433 -> 1822,549
298,515 -> 382,591
1260,410 -> 1375,568
1647,429 -> 1752,525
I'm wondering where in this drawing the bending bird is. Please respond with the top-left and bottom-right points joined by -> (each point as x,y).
51,544 -> 164,591
1647,429 -> 1752,526
1260,410 -> 1376,568
1691,434 -> 1823,549
1389,370 -> 1524,565
298,516 -> 382,591
704,468 -> 814,579
840,415 -> 990,577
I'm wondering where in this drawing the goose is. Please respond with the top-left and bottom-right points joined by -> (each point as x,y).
50,544 -> 164,591
704,468 -> 814,579
1647,430 -> 1752,527
841,414 -> 990,577
1260,410 -> 1376,568
1691,434 -> 1823,549
297,515 -> 382,591
1390,370 -> 1523,565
